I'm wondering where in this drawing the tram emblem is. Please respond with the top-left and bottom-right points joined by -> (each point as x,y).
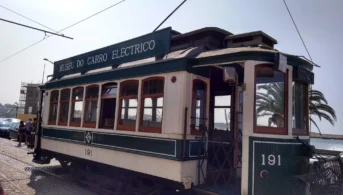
85,131 -> 92,144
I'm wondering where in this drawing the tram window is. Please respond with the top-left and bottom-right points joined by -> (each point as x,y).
99,83 -> 117,129
48,90 -> 59,125
255,65 -> 288,134
191,80 -> 207,134
292,82 -> 308,135
70,87 -> 84,127
83,85 -> 99,128
117,80 -> 139,131
214,95 -> 231,130
58,89 -> 71,126
140,78 -> 164,133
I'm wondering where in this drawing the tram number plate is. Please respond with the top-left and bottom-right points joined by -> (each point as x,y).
85,149 -> 92,156
261,154 -> 281,166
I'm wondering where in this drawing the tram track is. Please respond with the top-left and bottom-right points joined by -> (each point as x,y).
0,138 -> 165,195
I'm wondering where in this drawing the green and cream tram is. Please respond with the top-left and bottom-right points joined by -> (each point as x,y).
32,27 -> 314,194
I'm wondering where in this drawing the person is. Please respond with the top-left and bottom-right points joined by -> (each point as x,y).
28,118 -> 37,148
18,121 -> 25,147
25,119 -> 32,145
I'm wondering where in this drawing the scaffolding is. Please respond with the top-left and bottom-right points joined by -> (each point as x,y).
18,82 -> 41,115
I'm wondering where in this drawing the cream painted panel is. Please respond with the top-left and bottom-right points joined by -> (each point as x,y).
181,159 -> 207,186
163,72 -> 184,134
41,138 -> 182,182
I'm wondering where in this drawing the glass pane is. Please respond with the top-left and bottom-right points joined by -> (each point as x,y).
120,108 -> 137,126
215,95 -> 231,107
143,97 -> 163,107
102,87 -> 117,96
292,82 -> 307,129
121,81 -> 138,96
50,91 -> 59,102
121,99 -> 138,108
255,66 -> 285,127
143,79 -> 164,95
214,108 -> 230,130
59,102 -> 69,122
84,100 -> 97,123
61,89 -> 70,101
49,103 -> 58,121
86,86 -> 99,98
142,108 -> 163,127
73,87 -> 84,101
71,101 -> 83,122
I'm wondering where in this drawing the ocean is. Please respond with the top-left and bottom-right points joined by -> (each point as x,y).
311,138 -> 343,151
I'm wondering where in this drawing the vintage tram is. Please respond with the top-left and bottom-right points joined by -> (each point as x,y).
31,27 -> 315,194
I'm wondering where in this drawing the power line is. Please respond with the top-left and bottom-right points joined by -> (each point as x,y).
0,4 -> 58,32
153,0 -> 187,32
0,0 -> 126,64
0,18 -> 73,39
282,0 -> 313,62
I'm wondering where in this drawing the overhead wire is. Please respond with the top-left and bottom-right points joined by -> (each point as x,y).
0,4 -> 58,32
0,0 -> 126,64
282,0 -> 313,62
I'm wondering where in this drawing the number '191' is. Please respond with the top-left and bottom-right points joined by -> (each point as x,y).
261,154 -> 281,166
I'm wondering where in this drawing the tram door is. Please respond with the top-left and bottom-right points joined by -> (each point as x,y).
206,67 -> 239,186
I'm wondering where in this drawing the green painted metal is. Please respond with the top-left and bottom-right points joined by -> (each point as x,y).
42,128 -> 205,161
54,27 -> 172,77
248,137 -> 309,195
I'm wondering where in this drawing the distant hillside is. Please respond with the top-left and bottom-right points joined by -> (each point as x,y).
311,132 -> 343,140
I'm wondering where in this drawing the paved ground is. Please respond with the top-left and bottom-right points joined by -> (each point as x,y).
0,137 -> 97,195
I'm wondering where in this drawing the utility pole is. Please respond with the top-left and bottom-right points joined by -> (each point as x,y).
42,64 -> 45,84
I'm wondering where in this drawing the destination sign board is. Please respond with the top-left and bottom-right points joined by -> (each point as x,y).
53,27 -> 172,77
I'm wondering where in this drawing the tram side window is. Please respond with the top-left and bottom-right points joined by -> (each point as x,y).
139,77 -> 164,133
292,82 -> 308,135
117,80 -> 139,131
70,87 -> 84,127
58,89 -> 71,126
255,65 -> 288,135
191,79 -> 207,135
48,90 -> 59,125
99,83 -> 117,129
83,85 -> 99,128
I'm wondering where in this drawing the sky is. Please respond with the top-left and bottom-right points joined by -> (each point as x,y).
0,0 -> 342,134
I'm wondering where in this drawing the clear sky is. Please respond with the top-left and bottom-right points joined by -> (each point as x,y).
0,0 -> 342,134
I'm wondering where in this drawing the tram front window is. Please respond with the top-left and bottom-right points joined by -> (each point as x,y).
255,65 -> 287,134
292,82 -> 308,135
214,95 -> 231,130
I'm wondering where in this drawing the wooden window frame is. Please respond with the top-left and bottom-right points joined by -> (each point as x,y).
99,83 -> 117,129
70,86 -> 84,127
292,83 -> 309,136
254,64 -> 289,135
82,85 -> 99,128
139,77 -> 165,133
190,79 -> 207,135
117,80 -> 139,131
58,88 -> 71,126
48,90 -> 59,125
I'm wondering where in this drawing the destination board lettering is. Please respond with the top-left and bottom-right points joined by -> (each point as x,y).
54,27 -> 171,77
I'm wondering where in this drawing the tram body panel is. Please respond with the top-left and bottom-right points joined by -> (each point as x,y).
40,138 -> 186,182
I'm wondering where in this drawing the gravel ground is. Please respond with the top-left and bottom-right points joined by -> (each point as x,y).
0,137 -> 97,195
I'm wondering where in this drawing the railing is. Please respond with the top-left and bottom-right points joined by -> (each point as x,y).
291,152 -> 343,194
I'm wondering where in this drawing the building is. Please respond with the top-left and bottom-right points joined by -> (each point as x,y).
18,82 -> 41,115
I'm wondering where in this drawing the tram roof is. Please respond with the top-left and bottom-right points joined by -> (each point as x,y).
45,46 -> 314,90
